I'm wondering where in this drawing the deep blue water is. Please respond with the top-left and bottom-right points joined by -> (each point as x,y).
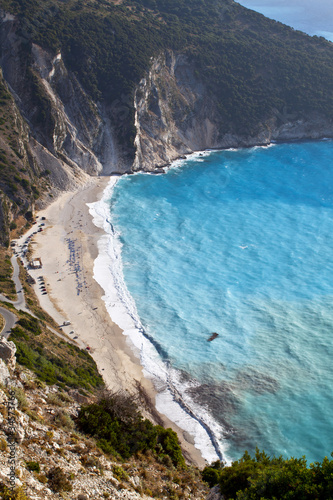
236,0 -> 333,41
110,142 -> 333,463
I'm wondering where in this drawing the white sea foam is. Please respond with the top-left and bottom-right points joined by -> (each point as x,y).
87,171 -> 230,464
166,151 -> 213,172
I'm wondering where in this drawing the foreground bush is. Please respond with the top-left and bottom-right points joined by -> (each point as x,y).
47,466 -> 72,493
202,449 -> 333,499
78,389 -> 185,467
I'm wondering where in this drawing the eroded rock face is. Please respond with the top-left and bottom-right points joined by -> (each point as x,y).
133,51 -> 219,171
206,485 -> 223,500
0,336 -> 16,371
0,11 -> 131,195
133,50 -> 333,172
0,358 -> 10,385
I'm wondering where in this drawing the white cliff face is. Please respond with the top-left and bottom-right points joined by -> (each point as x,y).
133,50 -> 333,171
30,43 -> 130,177
133,50 -> 273,171
0,13 -> 130,201
133,51 -> 216,171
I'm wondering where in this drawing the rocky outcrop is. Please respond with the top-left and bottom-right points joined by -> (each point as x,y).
133,50 -> 333,171
0,359 -> 10,385
206,485 -> 223,500
0,366 -> 209,499
0,335 -> 16,371
133,51 -> 220,171
0,11 -> 131,203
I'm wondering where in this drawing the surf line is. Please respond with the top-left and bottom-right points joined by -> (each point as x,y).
164,362 -> 225,462
92,168 -> 226,463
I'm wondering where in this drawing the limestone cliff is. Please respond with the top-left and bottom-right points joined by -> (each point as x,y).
1,11 -> 333,204
133,50 -> 333,171
0,11 -> 131,196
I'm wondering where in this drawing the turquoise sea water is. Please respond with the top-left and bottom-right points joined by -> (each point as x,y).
109,142 -> 333,463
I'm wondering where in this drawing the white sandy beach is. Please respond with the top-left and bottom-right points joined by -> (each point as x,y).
28,176 -> 206,468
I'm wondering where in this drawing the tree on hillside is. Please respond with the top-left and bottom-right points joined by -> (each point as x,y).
202,448 -> 333,499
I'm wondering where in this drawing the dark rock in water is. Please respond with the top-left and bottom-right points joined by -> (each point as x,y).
151,168 -> 165,174
208,332 -> 219,342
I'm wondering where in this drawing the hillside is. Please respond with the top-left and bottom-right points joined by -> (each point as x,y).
0,0 -> 332,238
0,335 -> 209,499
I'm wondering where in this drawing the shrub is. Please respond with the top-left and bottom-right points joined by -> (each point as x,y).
78,395 -> 157,459
17,317 -> 41,335
58,391 -> 73,403
26,409 -> 43,423
47,393 -> 64,407
12,337 -> 103,391
202,466 -> 222,488
36,474 -> 48,484
12,387 -> 28,410
0,438 -> 7,451
53,410 -> 75,430
25,211 -> 33,221
24,379 -> 37,390
26,461 -> 40,473
0,484 -> 29,499
207,449 -> 333,499
156,427 -> 185,468
47,466 -> 72,493
97,438 -> 116,456
202,460 -> 224,487
10,327 -> 29,341
77,390 -> 185,465
45,430 -> 53,442
112,465 -> 129,482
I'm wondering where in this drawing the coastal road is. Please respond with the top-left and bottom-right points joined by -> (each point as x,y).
0,255 -> 28,313
0,306 -> 18,339
10,255 -> 28,312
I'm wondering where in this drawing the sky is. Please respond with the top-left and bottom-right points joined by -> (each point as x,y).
236,0 -> 333,41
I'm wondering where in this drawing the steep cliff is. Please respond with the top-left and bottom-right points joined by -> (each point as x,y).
0,9 -> 136,239
0,0 -> 333,224
134,50 -> 333,171
0,11 -> 131,186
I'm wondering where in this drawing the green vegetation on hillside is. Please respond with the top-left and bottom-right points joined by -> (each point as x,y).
1,0 -> 333,142
202,449 -> 333,499
78,389 -> 186,465
8,310 -> 104,391
0,248 -> 16,298
0,73 -> 42,198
